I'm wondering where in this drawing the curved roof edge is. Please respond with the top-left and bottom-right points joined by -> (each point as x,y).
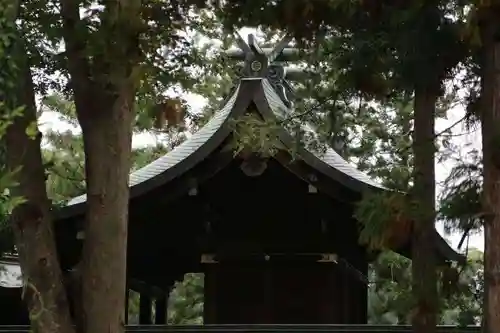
58,77 -> 382,219
53,78 -> 466,264
251,80 -> 464,264
433,232 -> 467,264
255,79 -> 384,193
55,80 -> 261,219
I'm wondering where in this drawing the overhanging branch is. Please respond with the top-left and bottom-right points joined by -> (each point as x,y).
59,0 -> 92,113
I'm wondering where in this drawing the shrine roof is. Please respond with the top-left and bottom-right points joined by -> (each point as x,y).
60,33 -> 386,215
60,77 -> 384,216
260,78 -> 383,191
54,33 -> 464,264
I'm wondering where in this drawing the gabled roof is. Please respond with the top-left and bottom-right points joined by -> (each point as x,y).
54,31 -> 464,264
57,78 -> 384,218
54,77 -> 464,264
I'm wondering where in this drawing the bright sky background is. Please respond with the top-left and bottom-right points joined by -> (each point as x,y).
37,27 -> 484,254
435,104 -> 482,251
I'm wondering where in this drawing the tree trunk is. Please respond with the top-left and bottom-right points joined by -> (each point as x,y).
479,5 -> 500,333
411,87 -> 437,333
59,0 -> 142,331
78,93 -> 134,333
4,49 -> 75,333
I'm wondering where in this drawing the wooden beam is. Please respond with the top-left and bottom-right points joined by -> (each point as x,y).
128,278 -> 166,297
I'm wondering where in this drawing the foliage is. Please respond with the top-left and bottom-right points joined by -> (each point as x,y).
39,94 -> 189,205
356,191 -> 411,251
0,171 -> 21,253
443,249 -> 483,325
368,252 -> 414,324
168,273 -> 204,324
127,291 -> 140,324
368,250 -> 483,325
439,150 -> 483,238
229,114 -> 282,158
0,0 -> 27,256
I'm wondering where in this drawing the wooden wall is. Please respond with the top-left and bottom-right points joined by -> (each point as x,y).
52,155 -> 370,326
204,259 -> 367,324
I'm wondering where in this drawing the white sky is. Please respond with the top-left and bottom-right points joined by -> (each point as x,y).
435,103 -> 483,251
38,27 -> 484,254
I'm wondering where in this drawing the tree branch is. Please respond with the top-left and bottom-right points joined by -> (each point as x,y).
59,0 -> 91,112
434,114 -> 468,138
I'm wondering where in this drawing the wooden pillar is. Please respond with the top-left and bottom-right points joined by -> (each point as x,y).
321,263 -> 340,323
264,262 -> 273,323
139,292 -> 152,324
355,252 -> 368,324
344,251 -> 368,324
155,294 -> 168,324
125,288 -> 130,324
309,262 -> 341,323
204,265 -> 217,324
342,264 -> 351,324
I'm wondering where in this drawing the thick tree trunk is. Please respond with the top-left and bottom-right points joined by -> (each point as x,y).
479,5 -> 500,333
411,88 -> 437,333
77,94 -> 134,333
4,54 -> 75,333
59,0 -> 141,331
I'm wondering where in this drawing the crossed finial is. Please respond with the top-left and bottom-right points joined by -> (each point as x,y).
224,32 -> 315,108
239,33 -> 293,63
226,33 -> 296,77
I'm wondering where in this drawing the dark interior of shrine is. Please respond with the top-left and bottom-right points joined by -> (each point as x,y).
54,148 -> 370,324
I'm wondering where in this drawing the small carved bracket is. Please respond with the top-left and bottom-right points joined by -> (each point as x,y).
201,254 -> 218,264
317,253 -> 338,263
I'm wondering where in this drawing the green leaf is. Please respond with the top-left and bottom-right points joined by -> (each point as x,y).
25,120 -> 38,139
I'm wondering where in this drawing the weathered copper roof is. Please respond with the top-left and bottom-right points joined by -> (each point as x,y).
58,85 -> 243,218
60,78 -> 385,216
54,33 -> 464,264
260,78 -> 383,191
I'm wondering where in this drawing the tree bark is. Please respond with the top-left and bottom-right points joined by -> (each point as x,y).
479,5 -> 500,333
411,87 -> 437,333
78,92 -> 135,333
60,1 -> 142,331
4,49 -> 75,333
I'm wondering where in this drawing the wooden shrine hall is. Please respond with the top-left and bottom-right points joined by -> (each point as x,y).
0,34 -> 464,327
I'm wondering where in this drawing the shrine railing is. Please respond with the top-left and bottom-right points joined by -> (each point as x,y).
0,325 -> 482,333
